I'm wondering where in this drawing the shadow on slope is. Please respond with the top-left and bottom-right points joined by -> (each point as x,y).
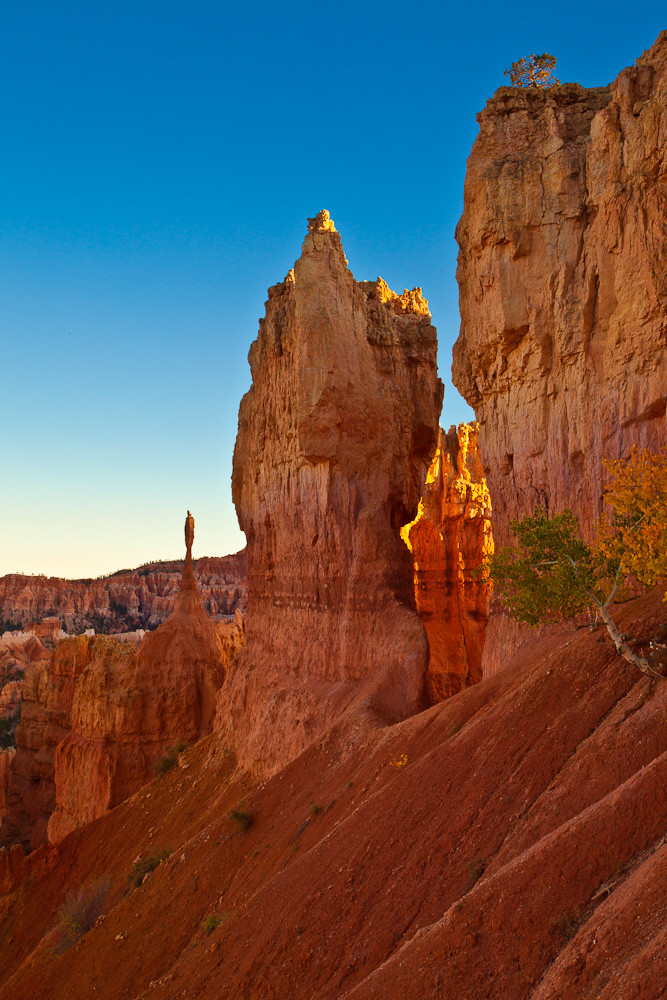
1,587 -> 666,1000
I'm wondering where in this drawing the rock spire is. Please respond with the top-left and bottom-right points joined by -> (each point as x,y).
216,211 -> 443,776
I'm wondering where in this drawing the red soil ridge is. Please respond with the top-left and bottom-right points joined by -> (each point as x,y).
1,587 -> 665,999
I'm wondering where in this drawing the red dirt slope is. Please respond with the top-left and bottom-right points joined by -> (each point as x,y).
1,587 -> 666,1000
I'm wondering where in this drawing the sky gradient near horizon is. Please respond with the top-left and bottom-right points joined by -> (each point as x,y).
2,1 -> 665,578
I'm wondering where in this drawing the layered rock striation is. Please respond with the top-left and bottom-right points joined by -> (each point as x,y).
403,422 -> 493,701
453,32 -> 667,549
217,211 -> 443,776
0,552 -> 246,634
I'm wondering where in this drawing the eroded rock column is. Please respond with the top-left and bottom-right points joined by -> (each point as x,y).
403,423 -> 493,701
217,211 -> 443,776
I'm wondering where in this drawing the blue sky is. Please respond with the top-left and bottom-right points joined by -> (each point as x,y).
2,1 -> 664,578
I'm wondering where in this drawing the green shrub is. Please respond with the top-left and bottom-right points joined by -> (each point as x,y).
129,846 -> 172,888
202,914 -> 224,935
228,808 -> 253,832
53,878 -> 111,954
154,739 -> 188,775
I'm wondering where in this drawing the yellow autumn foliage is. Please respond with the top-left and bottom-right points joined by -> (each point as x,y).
597,446 -> 667,597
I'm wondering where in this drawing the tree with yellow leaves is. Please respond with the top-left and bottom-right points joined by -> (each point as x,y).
488,448 -> 667,676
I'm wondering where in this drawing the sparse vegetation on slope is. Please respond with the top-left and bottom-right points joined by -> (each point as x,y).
488,449 -> 667,676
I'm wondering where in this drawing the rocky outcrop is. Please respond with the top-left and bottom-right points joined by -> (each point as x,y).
0,749 -> 14,825
216,211 -> 442,777
48,535 -> 239,842
0,682 -> 22,721
453,32 -> 667,551
0,552 -> 246,634
403,422 -> 493,700
0,637 -> 49,748
0,528 -> 244,848
0,636 -> 91,850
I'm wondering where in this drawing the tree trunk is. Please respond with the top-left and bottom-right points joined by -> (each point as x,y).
590,595 -> 659,676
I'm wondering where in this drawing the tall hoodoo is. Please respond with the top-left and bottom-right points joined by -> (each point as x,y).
453,32 -> 667,548
218,210 -> 443,776
403,422 -> 493,701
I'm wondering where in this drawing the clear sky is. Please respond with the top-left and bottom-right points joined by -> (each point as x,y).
1,1 -> 664,579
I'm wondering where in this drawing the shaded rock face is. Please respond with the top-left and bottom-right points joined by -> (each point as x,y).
217,211 -> 443,777
0,552 -> 246,634
47,556 -> 238,842
453,32 -> 667,551
0,637 -> 91,850
0,637 -> 49,754
403,423 -> 493,701
0,749 -> 15,825
0,549 -> 243,848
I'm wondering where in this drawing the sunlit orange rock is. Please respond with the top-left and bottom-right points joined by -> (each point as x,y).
453,33 -> 667,674
403,423 -> 493,701
454,32 -> 667,552
217,210 -> 443,777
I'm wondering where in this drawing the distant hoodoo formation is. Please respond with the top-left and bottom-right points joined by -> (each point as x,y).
1,513 -> 243,849
217,210 -> 443,776
454,31 -> 667,547
402,422 -> 493,701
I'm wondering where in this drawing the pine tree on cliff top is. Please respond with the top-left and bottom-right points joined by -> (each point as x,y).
504,54 -> 560,88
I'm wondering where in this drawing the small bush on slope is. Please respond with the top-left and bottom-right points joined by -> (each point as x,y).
52,878 -> 111,954
154,739 -> 188,775
129,846 -> 172,888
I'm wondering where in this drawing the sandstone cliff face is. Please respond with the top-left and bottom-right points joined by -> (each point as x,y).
453,32 -> 667,551
0,552 -> 246,634
217,211 -> 443,777
403,422 -> 493,701
0,637 -> 91,850
0,749 -> 15,826
0,638 -> 49,738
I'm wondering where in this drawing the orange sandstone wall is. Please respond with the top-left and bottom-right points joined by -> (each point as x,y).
453,34 -> 667,675
404,423 -> 493,701
216,211 -> 443,777
453,32 -> 667,552
0,637 -> 91,850
0,749 -> 15,826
